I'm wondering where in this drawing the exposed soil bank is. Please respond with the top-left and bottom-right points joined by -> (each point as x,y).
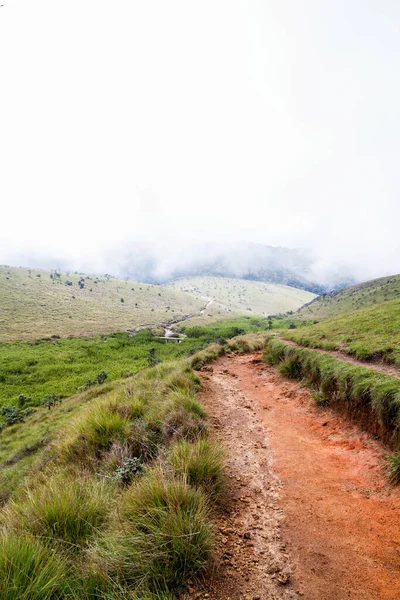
197,353 -> 400,600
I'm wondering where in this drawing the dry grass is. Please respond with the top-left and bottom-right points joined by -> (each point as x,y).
227,332 -> 268,353
0,266 -> 205,341
167,275 -> 315,320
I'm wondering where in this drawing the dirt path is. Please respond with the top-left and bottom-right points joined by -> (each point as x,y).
196,353 -> 400,600
280,337 -> 400,379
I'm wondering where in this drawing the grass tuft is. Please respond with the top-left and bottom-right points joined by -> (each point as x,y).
279,357 -> 303,379
168,438 -> 226,500
91,470 -> 213,591
3,474 -> 112,548
0,531 -> 71,600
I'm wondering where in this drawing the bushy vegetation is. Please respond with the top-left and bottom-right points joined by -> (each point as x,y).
0,357 -> 226,597
388,451 -> 400,485
2,474 -> 112,547
284,298 -> 400,366
90,471 -> 213,592
179,315 -> 271,341
168,438 -> 226,500
263,339 -> 400,451
227,331 -> 268,353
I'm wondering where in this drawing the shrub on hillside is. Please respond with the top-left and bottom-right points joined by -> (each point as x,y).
96,371 -> 108,385
147,347 -> 160,367
17,394 -> 32,408
0,405 -> 25,426
41,393 -> 61,410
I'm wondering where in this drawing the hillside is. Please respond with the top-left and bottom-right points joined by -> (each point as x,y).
295,274 -> 400,321
166,276 -> 315,320
284,297 -> 400,365
0,267 -> 315,342
0,266 -> 205,342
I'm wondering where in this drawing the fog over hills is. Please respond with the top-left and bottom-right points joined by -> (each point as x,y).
1,1 -> 400,299
1,241 -> 355,294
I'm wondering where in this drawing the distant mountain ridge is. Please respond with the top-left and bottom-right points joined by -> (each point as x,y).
115,242 -> 355,294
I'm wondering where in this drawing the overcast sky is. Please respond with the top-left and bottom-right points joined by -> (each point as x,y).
0,0 -> 399,280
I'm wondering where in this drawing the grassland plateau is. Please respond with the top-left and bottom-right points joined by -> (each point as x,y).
0,266 -> 314,342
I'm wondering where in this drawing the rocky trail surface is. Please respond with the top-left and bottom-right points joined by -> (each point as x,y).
188,352 -> 400,600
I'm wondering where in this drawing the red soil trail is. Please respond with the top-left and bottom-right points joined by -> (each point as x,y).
198,353 -> 400,600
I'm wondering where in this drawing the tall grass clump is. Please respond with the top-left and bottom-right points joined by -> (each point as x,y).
279,356 -> 303,379
62,398 -> 132,465
263,338 -> 287,365
189,343 -> 225,370
3,474 -> 112,548
263,339 -> 400,451
91,470 -> 213,591
168,438 -> 226,500
0,531 -> 71,600
162,389 -> 208,443
227,332 -> 268,353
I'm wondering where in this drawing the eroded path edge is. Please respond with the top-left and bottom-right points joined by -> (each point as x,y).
196,352 -> 400,600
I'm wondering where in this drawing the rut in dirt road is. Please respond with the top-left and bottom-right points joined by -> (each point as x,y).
197,353 -> 400,600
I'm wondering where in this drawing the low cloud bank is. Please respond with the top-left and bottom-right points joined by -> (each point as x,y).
0,239 -> 360,294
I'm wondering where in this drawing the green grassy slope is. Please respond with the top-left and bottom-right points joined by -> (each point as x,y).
295,274 -> 400,321
166,276 -> 315,320
0,320 -> 268,503
0,356 -> 224,598
284,298 -> 400,365
0,266 -> 205,342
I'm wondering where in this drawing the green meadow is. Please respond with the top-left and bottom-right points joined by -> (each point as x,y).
0,317 -> 269,410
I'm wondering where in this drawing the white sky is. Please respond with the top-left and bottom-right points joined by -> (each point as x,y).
1,0 -> 400,279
